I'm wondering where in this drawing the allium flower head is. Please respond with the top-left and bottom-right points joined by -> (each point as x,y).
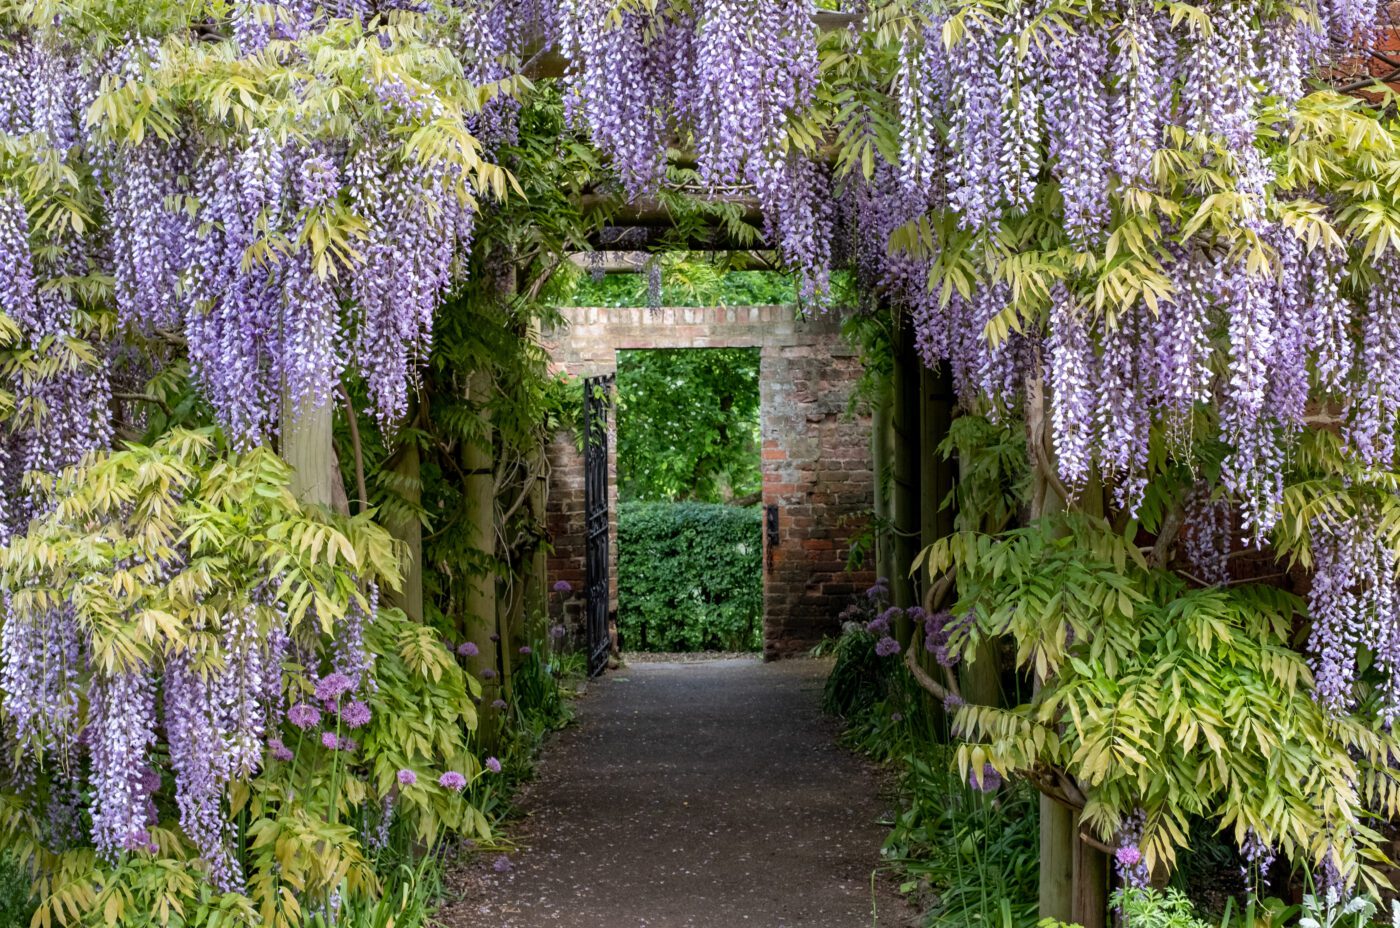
549,625 -> 567,640
439,771 -> 467,791
288,703 -> 321,730
268,738 -> 294,762
339,700 -> 371,729
553,580 -> 573,593
491,698 -> 508,710
1116,845 -> 1142,867
493,855 -> 512,873
481,668 -> 497,680
321,731 -> 339,750
485,756 -> 502,773
874,636 -> 901,658
315,672 -> 355,703
969,763 -> 1001,793
457,641 -> 479,658
519,645 -> 532,655
397,768 -> 417,786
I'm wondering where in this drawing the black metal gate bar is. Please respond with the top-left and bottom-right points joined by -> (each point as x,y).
583,374 -> 614,678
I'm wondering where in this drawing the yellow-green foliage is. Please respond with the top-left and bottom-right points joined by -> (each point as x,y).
927,511 -> 1400,894
0,430 -> 487,927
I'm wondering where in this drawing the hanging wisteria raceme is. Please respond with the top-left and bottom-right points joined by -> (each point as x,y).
1096,306 -> 1152,513
996,4 -> 1041,217
945,8 -> 1005,230
88,667 -> 158,859
1153,247 -> 1213,446
1041,24 -> 1110,245
1307,512 -> 1400,717
1110,3 -> 1174,188
349,141 -> 476,427
0,609 -> 83,758
896,14 -> 950,199
557,0 -> 671,196
332,584 -> 379,695
1183,486 -> 1232,586
166,653 -> 243,892
1045,284 -> 1094,489
1346,255 -> 1400,469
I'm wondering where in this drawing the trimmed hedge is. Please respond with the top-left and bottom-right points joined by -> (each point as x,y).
617,501 -> 763,651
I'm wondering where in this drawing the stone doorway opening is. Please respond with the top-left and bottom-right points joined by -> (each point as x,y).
544,304 -> 876,660
613,347 -> 764,654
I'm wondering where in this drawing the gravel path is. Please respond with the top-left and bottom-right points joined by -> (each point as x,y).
435,657 -> 913,928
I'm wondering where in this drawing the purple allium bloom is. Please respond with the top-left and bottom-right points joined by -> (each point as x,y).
457,641 -> 479,658
549,625 -> 567,640
489,633 -> 500,642
339,737 -> 358,753
891,712 -> 904,722
339,700 -> 371,729
519,646 -> 532,655
481,668 -> 497,680
906,607 -> 927,624
439,771 -> 467,792
321,731 -> 339,750
1116,845 -> 1142,867
969,763 -> 1001,793
288,702 -> 322,730
493,855 -> 512,873
485,756 -> 502,774
553,580 -> 573,593
943,693 -> 964,712
491,698 -> 508,710
874,636 -> 901,658
268,738 -> 294,762
315,672 -> 355,704
397,769 -> 417,786
866,617 -> 889,635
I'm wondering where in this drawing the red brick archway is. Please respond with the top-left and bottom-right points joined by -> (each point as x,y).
543,305 -> 876,659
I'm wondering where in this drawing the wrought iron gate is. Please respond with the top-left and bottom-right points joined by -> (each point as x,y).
583,374 -> 614,677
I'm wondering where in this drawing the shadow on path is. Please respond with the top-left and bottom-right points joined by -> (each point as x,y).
436,657 -> 912,928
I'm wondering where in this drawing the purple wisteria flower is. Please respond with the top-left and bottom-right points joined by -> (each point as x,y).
339,700 -> 371,729
397,769 -> 417,786
457,641 -> 479,658
315,672 -> 355,704
874,636 -> 901,658
268,738 -> 294,762
439,771 -> 467,792
553,580 -> 573,593
485,756 -> 502,773
288,703 -> 321,730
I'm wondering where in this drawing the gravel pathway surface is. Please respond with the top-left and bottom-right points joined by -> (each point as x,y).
435,656 -> 913,928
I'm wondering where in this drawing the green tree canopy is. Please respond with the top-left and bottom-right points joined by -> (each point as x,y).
616,348 -> 761,504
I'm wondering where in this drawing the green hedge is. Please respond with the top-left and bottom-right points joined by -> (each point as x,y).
617,501 -> 763,651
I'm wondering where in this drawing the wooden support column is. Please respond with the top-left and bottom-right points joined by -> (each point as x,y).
383,429 -> 424,623
891,318 -> 922,635
871,376 -> 895,589
463,367 -> 502,748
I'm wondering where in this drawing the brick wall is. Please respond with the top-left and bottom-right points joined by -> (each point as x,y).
543,305 -> 876,659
